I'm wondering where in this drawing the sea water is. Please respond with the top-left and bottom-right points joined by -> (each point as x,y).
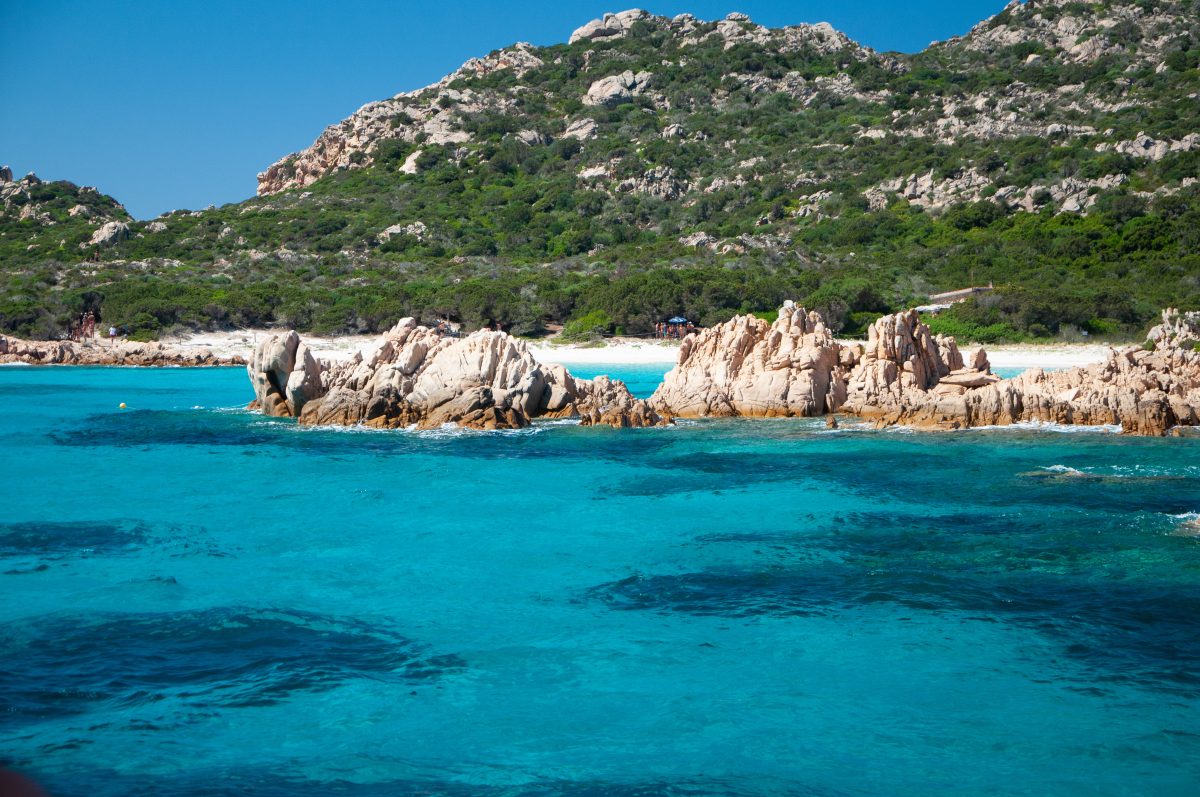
2,365 -> 1199,796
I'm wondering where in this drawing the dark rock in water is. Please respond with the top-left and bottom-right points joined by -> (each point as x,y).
826,414 -> 839,429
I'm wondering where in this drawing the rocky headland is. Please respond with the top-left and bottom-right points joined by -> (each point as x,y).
246,319 -> 665,430
0,335 -> 244,367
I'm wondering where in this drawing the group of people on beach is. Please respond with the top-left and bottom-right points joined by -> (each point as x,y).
655,321 -> 695,339
68,312 -> 97,342
66,311 -> 119,344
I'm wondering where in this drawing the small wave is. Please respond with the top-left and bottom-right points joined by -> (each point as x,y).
284,420 -> 552,438
1035,464 -> 1192,480
971,420 -> 1122,434
1041,464 -> 1088,476
1169,512 -> 1200,537
0,361 -> 33,367
192,405 -> 256,415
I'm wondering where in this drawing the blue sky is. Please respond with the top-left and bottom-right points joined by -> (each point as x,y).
1,0 -> 1007,218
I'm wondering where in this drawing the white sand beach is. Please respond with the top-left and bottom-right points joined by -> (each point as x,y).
528,338 -> 682,365
981,343 -> 1112,371
168,329 -> 381,363
171,329 -> 1117,372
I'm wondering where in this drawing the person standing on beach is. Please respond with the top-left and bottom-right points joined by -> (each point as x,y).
108,325 -> 117,346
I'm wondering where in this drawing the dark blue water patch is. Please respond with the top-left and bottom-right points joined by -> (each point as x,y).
813,509 -> 1174,562
0,520 -> 148,559
51,409 -> 289,450
31,768 -> 829,797
0,608 -> 464,725
0,519 -> 225,565
609,439 -> 1200,515
50,408 -> 685,466
587,565 -> 1200,696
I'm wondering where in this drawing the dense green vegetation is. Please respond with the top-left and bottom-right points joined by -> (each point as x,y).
2,1 -> 1198,342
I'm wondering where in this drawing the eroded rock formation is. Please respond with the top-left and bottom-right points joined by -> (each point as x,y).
649,303 -> 1199,436
1147,307 -> 1200,350
247,320 -> 665,430
649,301 -> 853,418
244,306 -> 1200,437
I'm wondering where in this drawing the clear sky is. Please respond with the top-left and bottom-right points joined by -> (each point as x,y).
1,0 -> 1008,219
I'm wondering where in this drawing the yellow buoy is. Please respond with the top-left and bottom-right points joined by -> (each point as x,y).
119,403 -> 127,409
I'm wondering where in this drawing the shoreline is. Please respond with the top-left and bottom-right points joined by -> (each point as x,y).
179,329 -> 1117,371
2,327 -> 1123,372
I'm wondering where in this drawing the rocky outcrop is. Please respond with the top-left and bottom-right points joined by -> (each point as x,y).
256,44 -> 540,195
649,303 -> 1198,437
248,320 -> 666,430
84,221 -> 131,247
569,9 -> 651,44
1146,308 -> 1200,350
562,118 -> 599,141
0,335 -> 243,367
649,301 -> 855,418
378,221 -> 427,242
948,0 -> 1188,68
1100,132 -> 1200,161
1,172 -> 129,228
615,166 -> 688,200
582,70 -> 653,108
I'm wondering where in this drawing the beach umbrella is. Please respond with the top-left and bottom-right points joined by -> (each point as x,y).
667,316 -> 688,324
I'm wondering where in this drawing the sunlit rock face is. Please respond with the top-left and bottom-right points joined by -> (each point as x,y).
248,320 -> 665,430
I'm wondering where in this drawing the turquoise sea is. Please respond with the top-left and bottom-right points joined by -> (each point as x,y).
2,364 -> 1200,796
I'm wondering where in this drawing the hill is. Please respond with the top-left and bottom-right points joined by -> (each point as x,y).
3,0 -> 1199,341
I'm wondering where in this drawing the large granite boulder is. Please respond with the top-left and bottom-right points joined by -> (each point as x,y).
569,9 -> 651,44
955,346 -> 1200,435
246,331 -> 323,417
582,70 -> 653,108
84,221 -> 131,247
649,301 -> 853,418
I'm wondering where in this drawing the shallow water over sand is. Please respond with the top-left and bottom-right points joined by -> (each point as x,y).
2,366 -> 1199,796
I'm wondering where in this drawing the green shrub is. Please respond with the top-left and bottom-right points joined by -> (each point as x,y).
561,309 -> 613,341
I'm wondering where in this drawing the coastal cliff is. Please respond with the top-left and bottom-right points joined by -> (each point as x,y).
247,319 -> 665,430
0,335 -> 243,367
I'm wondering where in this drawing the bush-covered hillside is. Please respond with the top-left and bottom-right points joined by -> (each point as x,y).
3,0 -> 1199,341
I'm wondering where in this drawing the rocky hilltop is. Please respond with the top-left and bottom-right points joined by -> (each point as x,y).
255,2 -> 1199,219
246,321 -> 664,430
